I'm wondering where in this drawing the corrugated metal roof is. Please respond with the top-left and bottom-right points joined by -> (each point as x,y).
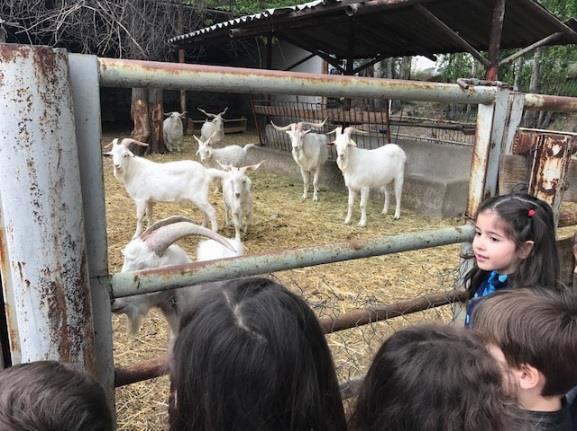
169,0 -> 338,44
170,0 -> 577,60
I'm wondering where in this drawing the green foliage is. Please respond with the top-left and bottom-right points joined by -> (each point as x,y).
202,0 -> 300,14
435,0 -> 577,96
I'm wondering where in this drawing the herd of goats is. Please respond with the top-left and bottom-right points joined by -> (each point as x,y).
104,107 -> 408,347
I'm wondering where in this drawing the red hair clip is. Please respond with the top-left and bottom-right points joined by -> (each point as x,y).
528,208 -> 536,217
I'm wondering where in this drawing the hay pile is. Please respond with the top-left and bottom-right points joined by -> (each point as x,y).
104,131 -> 463,430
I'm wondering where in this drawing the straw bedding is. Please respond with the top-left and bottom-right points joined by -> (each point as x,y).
103,131 -> 464,430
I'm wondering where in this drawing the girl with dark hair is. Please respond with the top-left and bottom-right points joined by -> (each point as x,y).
169,277 -> 347,431
348,324 -> 522,431
463,192 -> 560,326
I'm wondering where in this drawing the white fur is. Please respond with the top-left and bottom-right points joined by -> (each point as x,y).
163,111 -> 185,152
333,127 -> 407,227
106,138 -> 222,238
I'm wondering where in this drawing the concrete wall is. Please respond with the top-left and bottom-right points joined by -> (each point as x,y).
245,128 -> 473,217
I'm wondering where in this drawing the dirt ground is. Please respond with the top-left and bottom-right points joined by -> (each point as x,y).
104,130 -> 467,430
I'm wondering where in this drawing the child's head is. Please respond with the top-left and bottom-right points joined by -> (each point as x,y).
0,360 -> 113,431
470,193 -> 559,288
169,277 -> 347,431
349,324 -> 517,431
473,288 -> 577,402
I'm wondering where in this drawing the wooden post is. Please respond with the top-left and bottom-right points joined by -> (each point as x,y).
486,0 -> 506,80
179,48 -> 187,133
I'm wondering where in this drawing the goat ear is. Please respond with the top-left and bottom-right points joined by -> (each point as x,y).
103,151 -> 113,157
302,129 -> 311,135
242,160 -> 265,173
348,140 -> 357,147
164,112 -> 171,117
326,127 -> 342,135
326,141 -> 335,147
216,160 -> 232,171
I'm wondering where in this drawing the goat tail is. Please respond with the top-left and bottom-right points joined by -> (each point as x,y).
243,143 -> 258,151
206,168 -> 227,180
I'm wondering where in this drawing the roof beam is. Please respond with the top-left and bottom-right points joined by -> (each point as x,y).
499,32 -> 563,66
281,34 -> 346,73
414,4 -> 490,68
517,0 -> 577,43
352,54 -> 390,74
283,53 -> 316,71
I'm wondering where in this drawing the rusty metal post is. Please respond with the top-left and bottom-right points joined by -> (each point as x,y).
467,87 -> 511,216
456,87 -> 512,322
68,53 -> 116,411
178,48 -> 187,134
0,45 -> 96,369
529,133 -> 574,224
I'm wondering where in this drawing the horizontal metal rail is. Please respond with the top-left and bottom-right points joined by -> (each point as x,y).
98,58 -> 577,112
109,225 -> 475,299
98,58 -> 497,104
114,289 -> 469,387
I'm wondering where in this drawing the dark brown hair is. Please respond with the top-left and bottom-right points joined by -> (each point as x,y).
169,277 -> 347,431
473,287 -> 577,396
349,324 -> 520,431
464,193 -> 560,296
0,360 -> 113,431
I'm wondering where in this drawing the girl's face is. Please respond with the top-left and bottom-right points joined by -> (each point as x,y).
473,210 -> 532,274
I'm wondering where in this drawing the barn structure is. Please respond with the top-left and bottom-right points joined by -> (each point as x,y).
170,0 -> 577,216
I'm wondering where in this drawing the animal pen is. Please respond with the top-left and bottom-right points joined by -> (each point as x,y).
0,44 -> 576,424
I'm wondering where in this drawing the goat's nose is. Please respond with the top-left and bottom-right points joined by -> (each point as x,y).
235,192 -> 241,198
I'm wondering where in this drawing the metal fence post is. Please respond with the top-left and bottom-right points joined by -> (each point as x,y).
455,86 -> 513,322
68,53 -> 116,414
0,45 -> 96,370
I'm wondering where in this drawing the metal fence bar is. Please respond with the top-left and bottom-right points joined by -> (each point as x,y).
98,58 -> 498,104
114,289 -> 469,387
110,225 -> 475,299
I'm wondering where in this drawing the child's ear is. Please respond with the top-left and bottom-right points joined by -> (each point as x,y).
516,363 -> 541,391
518,240 -> 534,259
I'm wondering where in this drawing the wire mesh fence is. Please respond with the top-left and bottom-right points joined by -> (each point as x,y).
252,97 -> 476,159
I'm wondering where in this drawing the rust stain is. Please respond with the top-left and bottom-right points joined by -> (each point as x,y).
347,239 -> 366,250
2,301 -> 21,358
0,44 -> 31,63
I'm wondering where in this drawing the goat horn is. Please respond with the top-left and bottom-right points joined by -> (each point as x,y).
142,216 -> 235,256
197,108 -> 215,118
220,106 -> 228,116
120,138 -> 149,148
326,127 -> 343,135
193,135 -> 204,144
270,121 -> 292,131
347,126 -> 370,135
300,118 -> 327,129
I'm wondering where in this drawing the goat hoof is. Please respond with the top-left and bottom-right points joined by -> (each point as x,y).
313,196 -> 319,202
358,221 -> 367,227
344,219 -> 352,225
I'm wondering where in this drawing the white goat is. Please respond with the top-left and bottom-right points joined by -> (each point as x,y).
198,106 -> 228,145
271,119 -> 328,201
105,138 -> 223,238
218,161 -> 265,240
331,126 -> 407,227
111,216 -> 241,348
163,111 -> 186,152
194,134 -> 257,168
